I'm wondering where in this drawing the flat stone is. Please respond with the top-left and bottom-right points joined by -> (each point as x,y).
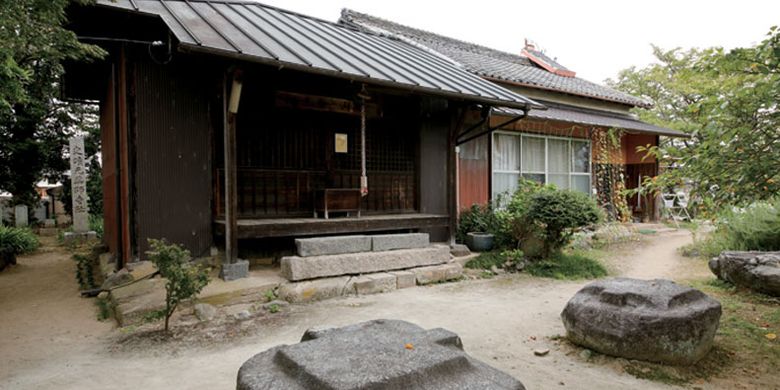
371,233 -> 429,251
354,272 -> 397,295
14,205 -> 28,227
561,278 -> 722,365
389,270 -> 416,289
277,276 -> 355,303
101,268 -> 134,290
194,303 -> 217,321
450,244 -> 471,257
111,278 -> 167,327
126,261 -> 157,280
281,246 -> 450,281
63,231 -> 97,245
533,348 -> 550,357
237,319 -> 525,390
220,260 -> 249,281
709,251 -> 780,296
413,263 -> 463,285
295,235 -> 372,257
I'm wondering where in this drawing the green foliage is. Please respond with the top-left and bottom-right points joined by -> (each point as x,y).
0,225 -> 39,255
493,179 -> 552,252
146,239 -> 210,331
464,251 -> 505,270
525,190 -> 603,258
0,0 -> 104,207
73,253 -> 96,290
89,215 -> 104,239
264,289 -> 276,302
688,200 -> 780,258
608,28 -> 780,211
525,253 -> 607,280
267,303 -> 280,314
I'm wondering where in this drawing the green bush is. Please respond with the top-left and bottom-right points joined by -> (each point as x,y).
146,239 -> 210,331
494,179 -> 552,253
526,252 -> 607,280
89,215 -> 104,239
464,249 -> 524,270
525,190 -> 603,258
691,200 -> 780,258
0,225 -> 39,255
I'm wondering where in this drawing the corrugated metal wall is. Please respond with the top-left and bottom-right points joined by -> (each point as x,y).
458,135 -> 489,210
134,60 -> 213,258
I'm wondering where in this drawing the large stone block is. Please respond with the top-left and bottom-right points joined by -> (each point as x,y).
709,251 -> 780,296
561,278 -> 721,365
281,246 -> 450,281
277,276 -> 355,303
237,319 -> 525,390
413,263 -> 462,285
371,233 -> 429,251
353,273 -> 397,295
295,235 -> 372,257
389,270 -> 416,289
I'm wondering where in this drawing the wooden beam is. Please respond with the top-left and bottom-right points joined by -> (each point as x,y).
224,70 -> 242,264
215,215 -> 449,239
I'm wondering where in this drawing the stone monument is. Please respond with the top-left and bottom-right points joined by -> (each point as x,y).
14,205 -> 28,227
63,136 -> 97,244
237,319 -> 525,389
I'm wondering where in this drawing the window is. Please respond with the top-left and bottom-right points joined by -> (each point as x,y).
492,133 -> 591,199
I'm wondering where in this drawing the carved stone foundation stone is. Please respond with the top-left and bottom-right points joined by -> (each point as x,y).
237,319 -> 525,389
561,278 -> 721,365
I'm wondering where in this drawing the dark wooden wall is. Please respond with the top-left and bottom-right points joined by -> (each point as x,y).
418,98 -> 452,241
133,58 -> 214,258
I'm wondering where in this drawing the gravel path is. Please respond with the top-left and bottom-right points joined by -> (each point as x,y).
1,230 -> 712,390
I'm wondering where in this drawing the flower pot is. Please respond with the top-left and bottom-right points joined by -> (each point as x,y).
466,232 -> 494,252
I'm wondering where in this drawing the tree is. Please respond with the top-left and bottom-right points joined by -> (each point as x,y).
146,239 -> 210,332
607,27 -> 780,211
525,190 -> 603,258
0,0 -> 104,209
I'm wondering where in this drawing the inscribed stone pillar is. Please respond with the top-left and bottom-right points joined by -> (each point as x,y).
69,137 -> 89,232
14,205 -> 28,227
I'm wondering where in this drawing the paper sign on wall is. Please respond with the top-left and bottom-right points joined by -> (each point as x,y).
335,133 -> 348,153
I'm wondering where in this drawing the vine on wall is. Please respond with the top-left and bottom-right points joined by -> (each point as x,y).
591,128 -> 631,222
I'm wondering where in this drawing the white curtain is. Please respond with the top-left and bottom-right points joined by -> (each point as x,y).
493,134 -> 519,171
521,136 -> 545,173
548,139 -> 570,189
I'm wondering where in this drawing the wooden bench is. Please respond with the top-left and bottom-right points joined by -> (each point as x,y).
314,188 -> 362,219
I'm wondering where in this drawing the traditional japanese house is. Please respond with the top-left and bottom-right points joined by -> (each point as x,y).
62,0 -> 541,271
341,10 -> 686,221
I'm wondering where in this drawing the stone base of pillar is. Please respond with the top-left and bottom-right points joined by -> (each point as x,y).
63,231 -> 98,245
220,259 -> 249,281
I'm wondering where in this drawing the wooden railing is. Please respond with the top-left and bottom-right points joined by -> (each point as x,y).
215,168 -> 416,218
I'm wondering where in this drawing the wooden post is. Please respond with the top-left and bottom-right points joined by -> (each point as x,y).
449,106 -> 467,244
224,70 -> 243,264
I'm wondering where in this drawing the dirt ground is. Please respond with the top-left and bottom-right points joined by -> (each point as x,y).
0,230 -> 769,389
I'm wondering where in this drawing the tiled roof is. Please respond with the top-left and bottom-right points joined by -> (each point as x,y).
92,0 -> 541,110
496,102 -> 687,137
340,9 -> 652,108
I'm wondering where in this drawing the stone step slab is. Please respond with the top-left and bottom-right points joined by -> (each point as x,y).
281,246 -> 450,281
277,276 -> 356,303
413,263 -> 463,285
388,270 -> 416,289
354,272 -> 397,295
295,235 -> 372,257
371,233 -> 429,251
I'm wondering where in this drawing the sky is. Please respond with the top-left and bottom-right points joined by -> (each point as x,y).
256,0 -> 780,84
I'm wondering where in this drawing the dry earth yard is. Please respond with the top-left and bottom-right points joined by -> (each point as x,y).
1,230 -> 778,389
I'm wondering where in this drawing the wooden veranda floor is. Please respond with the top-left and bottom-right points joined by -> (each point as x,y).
214,213 -> 449,239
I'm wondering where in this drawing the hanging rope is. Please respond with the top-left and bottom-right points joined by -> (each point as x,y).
358,85 -> 369,197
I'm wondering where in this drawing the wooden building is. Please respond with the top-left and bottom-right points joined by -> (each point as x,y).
62,0 -> 541,269
341,11 -> 687,221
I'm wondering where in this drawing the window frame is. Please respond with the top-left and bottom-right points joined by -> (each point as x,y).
491,131 -> 592,199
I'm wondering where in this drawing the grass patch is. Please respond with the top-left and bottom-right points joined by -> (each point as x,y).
464,251 -> 505,270
526,252 -> 607,280
637,228 -> 657,235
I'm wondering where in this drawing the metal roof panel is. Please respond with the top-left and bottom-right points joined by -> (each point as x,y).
94,0 -> 542,110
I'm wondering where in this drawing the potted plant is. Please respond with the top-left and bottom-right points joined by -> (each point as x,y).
457,204 -> 497,252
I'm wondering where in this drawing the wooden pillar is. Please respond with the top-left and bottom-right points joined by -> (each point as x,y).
449,106 -> 467,244
223,70 -> 242,264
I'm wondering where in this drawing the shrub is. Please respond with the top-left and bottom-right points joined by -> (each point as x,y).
146,239 -> 210,331
525,190 -> 603,258
0,226 -> 39,255
494,179 -> 552,251
691,200 -> 780,258
89,215 -> 104,239
526,252 -> 607,280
